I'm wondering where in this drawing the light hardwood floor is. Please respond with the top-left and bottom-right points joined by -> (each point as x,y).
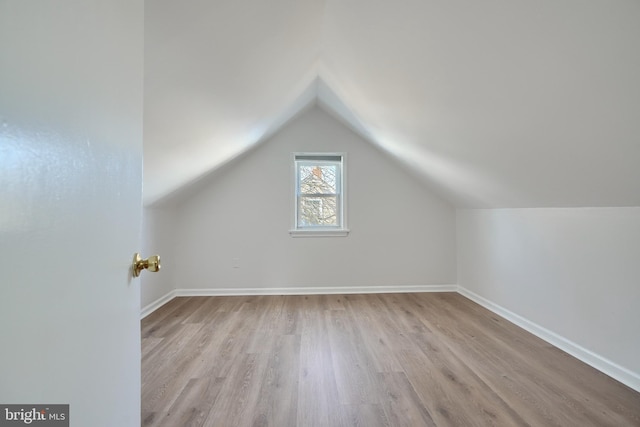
141,293 -> 640,426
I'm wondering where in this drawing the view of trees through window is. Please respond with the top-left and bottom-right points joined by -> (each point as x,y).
298,164 -> 338,227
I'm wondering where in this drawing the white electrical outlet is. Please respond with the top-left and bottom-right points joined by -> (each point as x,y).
232,257 -> 240,268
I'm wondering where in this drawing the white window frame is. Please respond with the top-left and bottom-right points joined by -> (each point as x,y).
290,152 -> 349,237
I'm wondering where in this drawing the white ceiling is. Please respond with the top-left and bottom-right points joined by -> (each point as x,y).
144,0 -> 640,207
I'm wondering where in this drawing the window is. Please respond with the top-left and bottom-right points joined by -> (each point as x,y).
291,153 -> 348,237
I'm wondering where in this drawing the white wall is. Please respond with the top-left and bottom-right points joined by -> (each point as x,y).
457,207 -> 640,389
159,106 -> 456,292
141,207 -> 178,309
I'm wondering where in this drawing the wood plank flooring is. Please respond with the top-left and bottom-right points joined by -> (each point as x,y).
141,293 -> 640,426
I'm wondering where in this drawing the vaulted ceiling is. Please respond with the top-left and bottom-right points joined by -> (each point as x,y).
144,0 -> 640,207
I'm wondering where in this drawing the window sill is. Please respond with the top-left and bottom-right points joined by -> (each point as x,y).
289,228 -> 350,238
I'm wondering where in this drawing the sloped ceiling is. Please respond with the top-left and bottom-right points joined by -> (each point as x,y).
144,0 -> 640,207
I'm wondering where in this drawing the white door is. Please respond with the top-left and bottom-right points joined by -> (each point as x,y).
0,2 -> 144,426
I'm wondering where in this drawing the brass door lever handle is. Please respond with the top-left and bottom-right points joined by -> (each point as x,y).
133,253 -> 161,277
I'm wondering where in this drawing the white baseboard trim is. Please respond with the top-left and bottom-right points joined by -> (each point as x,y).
174,284 -> 457,297
457,286 -> 640,393
140,290 -> 177,319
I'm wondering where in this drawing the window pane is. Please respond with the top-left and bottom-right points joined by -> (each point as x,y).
298,195 -> 338,226
299,164 -> 337,194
